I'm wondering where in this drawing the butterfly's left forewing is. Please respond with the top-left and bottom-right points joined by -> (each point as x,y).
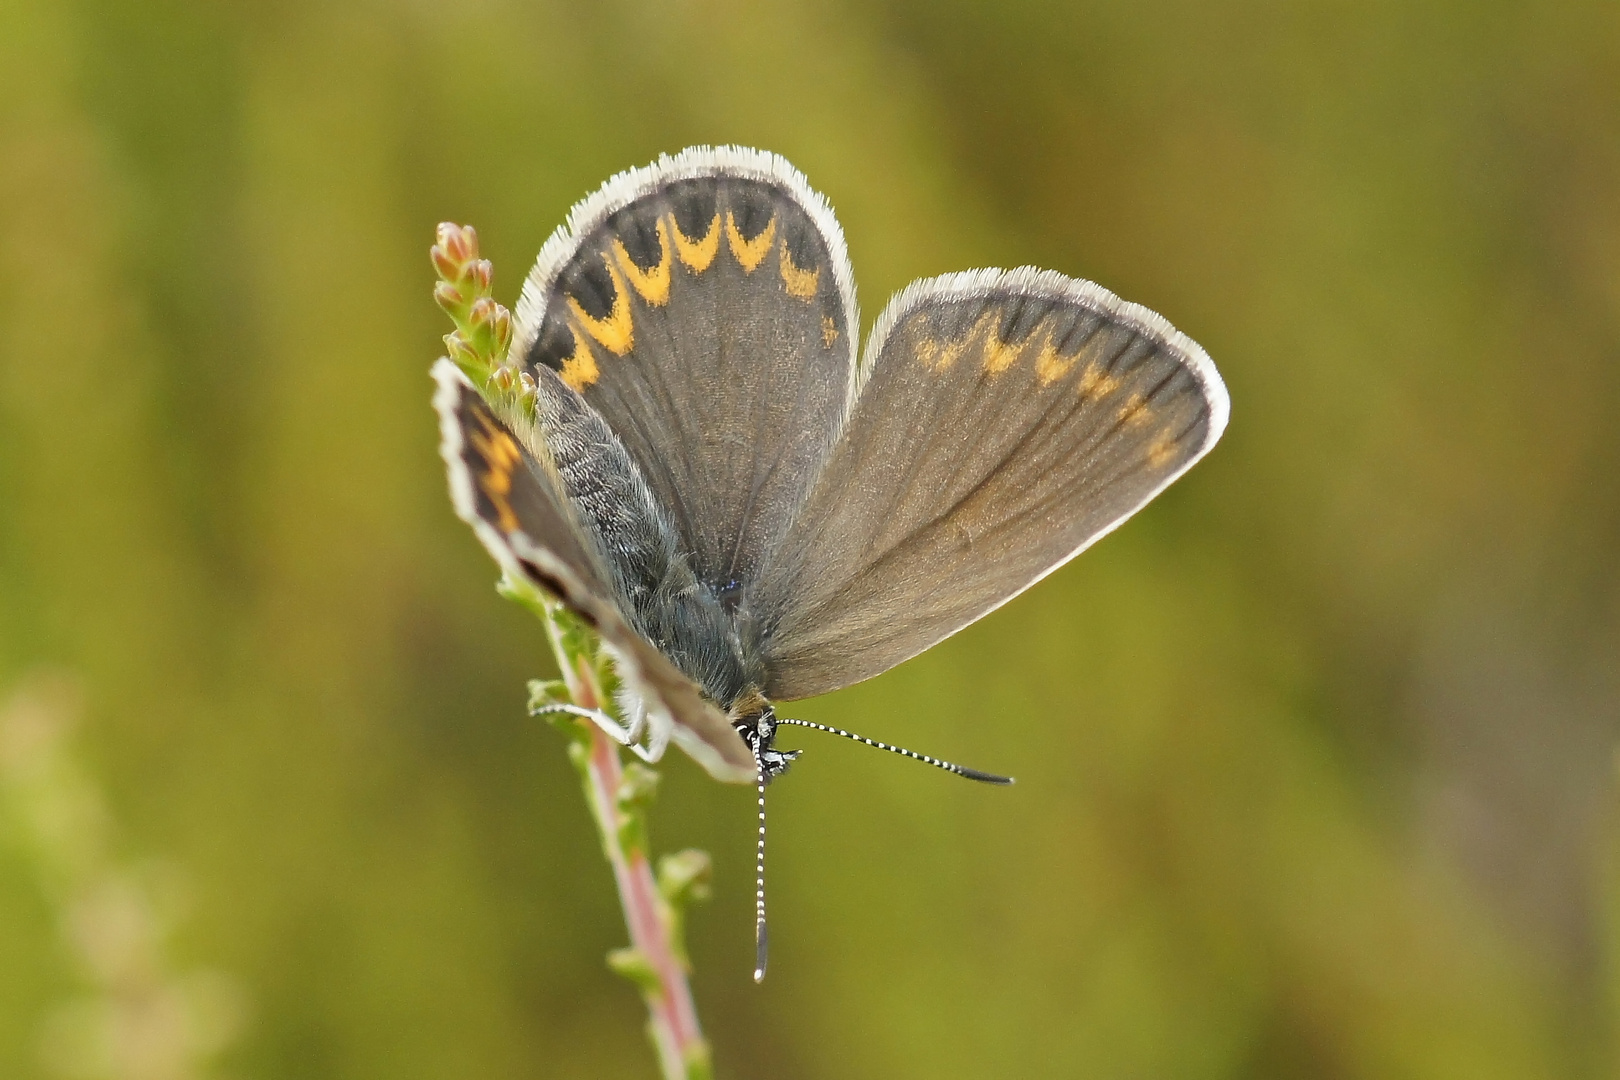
511,147 -> 858,589
432,360 -> 755,782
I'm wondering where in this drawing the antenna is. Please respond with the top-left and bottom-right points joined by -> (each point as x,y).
774,718 -> 1014,784
752,738 -> 769,983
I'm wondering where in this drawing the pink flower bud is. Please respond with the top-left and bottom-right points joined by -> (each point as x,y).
431,243 -> 461,281
435,222 -> 477,264
434,281 -> 464,311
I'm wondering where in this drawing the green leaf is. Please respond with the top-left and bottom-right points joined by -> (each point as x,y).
606,947 -> 661,994
657,849 -> 713,908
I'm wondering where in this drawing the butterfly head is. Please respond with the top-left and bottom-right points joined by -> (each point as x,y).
733,704 -> 801,784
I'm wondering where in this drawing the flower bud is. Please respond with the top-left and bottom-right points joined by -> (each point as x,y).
445,334 -> 478,367
434,281 -> 464,312
493,306 -> 513,353
430,243 -> 461,281
435,222 -> 477,265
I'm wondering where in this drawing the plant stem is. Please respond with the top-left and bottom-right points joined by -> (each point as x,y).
539,599 -> 713,1080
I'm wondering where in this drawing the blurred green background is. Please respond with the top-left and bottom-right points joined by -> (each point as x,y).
2,0 -> 1618,1077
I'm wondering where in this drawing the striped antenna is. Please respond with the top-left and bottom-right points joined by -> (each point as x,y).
751,738 -> 770,983
774,718 -> 1014,785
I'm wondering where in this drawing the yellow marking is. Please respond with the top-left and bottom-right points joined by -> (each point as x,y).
821,314 -> 838,346
981,326 -> 1023,375
612,220 -> 672,306
915,331 -> 970,371
468,416 -> 523,533
1077,362 -> 1121,401
671,212 -> 721,272
726,212 -> 776,272
916,309 -> 1000,372
779,241 -> 820,299
567,257 -> 635,355
1035,334 -> 1078,385
1116,392 -> 1152,427
559,323 -> 600,390
1148,431 -> 1179,468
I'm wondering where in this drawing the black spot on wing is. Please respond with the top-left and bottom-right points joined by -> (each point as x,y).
666,178 -> 719,239
525,314 -> 575,374
606,204 -> 664,271
726,183 -> 776,240
560,253 -> 617,320
781,213 -> 821,272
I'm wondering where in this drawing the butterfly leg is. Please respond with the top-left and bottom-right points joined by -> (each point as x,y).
532,702 -> 666,762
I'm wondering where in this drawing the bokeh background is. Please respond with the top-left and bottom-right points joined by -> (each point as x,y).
2,1 -> 1618,1077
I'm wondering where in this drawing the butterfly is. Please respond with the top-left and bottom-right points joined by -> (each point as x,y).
433,146 -> 1228,979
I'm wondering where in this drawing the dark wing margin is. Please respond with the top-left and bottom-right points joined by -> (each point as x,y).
431,359 -> 754,782
510,146 -> 858,591
753,269 -> 1230,702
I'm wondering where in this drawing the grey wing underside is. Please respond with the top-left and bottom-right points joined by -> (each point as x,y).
754,269 -> 1230,702
431,360 -> 755,782
511,146 -> 858,590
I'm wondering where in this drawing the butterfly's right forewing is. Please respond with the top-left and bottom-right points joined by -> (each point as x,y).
756,270 -> 1229,702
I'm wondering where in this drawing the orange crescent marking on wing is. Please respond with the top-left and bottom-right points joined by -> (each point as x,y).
1076,360 -> 1121,401
1147,431 -> 1179,468
671,212 -> 721,272
821,314 -> 839,346
914,316 -> 977,372
981,318 -> 1023,375
725,212 -> 776,272
558,323 -> 600,390
566,256 -> 635,356
1034,330 -> 1078,385
1116,392 -> 1153,427
778,240 -> 820,299
613,219 -> 672,307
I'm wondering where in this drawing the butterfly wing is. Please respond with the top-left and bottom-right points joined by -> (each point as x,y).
754,269 -> 1230,702
510,146 -> 858,589
432,359 -> 755,782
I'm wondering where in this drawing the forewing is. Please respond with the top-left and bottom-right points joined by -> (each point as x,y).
511,146 -> 857,589
432,360 -> 754,782
755,270 -> 1230,701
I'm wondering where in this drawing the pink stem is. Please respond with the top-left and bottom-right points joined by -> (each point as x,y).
575,669 -> 706,1078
